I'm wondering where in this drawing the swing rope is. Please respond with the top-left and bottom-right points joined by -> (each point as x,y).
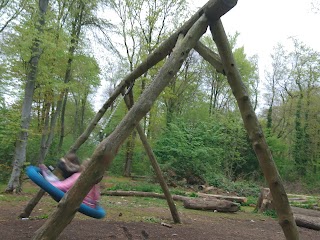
104,83 -> 134,127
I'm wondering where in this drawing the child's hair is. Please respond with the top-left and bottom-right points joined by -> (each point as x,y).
57,153 -> 82,178
65,153 -> 81,166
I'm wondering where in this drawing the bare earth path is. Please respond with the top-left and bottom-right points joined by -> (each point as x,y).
1,193 -> 320,240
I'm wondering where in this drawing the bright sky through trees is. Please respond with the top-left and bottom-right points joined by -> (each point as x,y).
190,0 -> 320,79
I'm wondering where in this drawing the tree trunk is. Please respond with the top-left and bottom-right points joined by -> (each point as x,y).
255,188 -> 274,213
20,4 -> 84,213
123,84 -> 138,177
123,131 -> 137,177
37,101 -> 51,164
5,0 -> 49,193
32,14 -> 211,240
58,90 -> 68,153
36,92 -> 64,164
210,20 -> 300,240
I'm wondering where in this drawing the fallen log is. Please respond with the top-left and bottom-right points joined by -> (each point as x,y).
196,192 -> 247,203
103,190 -> 247,204
183,198 -> 239,212
255,188 -> 320,230
102,190 -> 190,202
294,214 -> 320,231
291,206 -> 320,218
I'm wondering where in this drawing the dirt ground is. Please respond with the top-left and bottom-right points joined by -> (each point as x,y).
1,194 -> 320,240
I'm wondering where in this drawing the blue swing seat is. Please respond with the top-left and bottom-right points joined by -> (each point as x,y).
26,165 -> 106,219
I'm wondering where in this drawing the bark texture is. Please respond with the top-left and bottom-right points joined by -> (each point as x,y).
194,41 -> 224,74
210,20 -> 300,240
6,0 -> 49,193
183,198 -> 239,212
196,192 -> 247,204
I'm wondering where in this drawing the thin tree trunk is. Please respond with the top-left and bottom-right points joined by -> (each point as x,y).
32,14 -> 210,240
37,92 -> 64,164
123,86 -> 137,177
58,90 -> 68,153
123,131 -> 137,177
5,0 -> 49,193
19,4 -> 84,214
210,20 -> 300,240
37,101 -> 51,164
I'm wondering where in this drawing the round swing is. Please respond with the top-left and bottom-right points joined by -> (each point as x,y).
26,166 -> 106,219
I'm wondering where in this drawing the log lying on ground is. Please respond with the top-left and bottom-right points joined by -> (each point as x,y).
255,188 -> 320,230
294,214 -> 320,230
103,190 -> 240,212
196,192 -> 247,203
291,206 -> 320,218
103,190 -> 190,202
183,198 -> 239,212
292,207 -> 320,230
103,190 -> 247,204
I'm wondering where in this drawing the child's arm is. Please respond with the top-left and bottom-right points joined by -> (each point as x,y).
39,164 -> 59,182
50,173 -> 79,192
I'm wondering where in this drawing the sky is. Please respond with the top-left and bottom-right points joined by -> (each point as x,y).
94,0 -> 320,110
190,0 -> 320,79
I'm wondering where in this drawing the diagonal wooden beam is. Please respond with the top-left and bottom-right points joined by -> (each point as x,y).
33,14 -> 210,240
68,0 -> 237,153
194,41 -> 224,74
123,81 -> 182,223
21,0 -> 238,220
209,19 -> 300,240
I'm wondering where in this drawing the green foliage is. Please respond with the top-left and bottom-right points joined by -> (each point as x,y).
0,105 -> 21,182
154,120 -> 223,184
154,113 -> 260,188
263,39 -> 320,187
263,209 -> 278,219
108,181 -> 163,193
206,174 -> 260,197
241,196 -> 258,207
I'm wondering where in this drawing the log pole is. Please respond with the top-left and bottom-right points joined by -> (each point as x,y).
209,19 -> 300,240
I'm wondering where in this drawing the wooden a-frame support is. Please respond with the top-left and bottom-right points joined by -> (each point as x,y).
20,0 -> 236,223
33,12 -> 210,240
27,0 -> 299,239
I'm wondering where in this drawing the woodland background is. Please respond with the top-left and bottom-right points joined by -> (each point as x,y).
1,0 -> 320,195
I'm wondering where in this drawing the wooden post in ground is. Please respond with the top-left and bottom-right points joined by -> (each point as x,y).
123,85 -> 182,223
209,19 -> 300,240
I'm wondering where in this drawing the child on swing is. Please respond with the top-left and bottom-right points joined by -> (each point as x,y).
39,153 -> 100,208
